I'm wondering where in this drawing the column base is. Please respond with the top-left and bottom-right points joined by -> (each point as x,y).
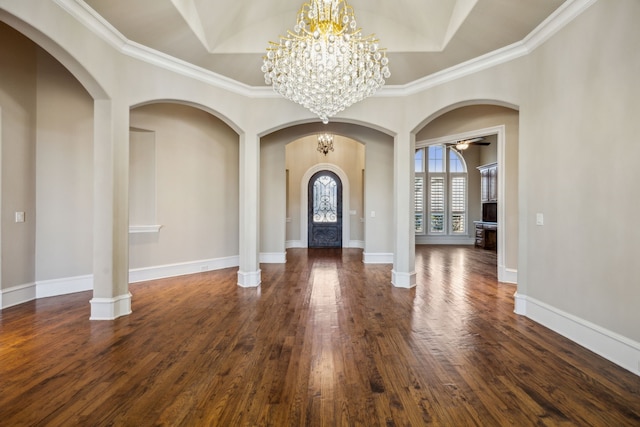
90,293 -> 132,320
237,269 -> 261,288
391,270 -> 417,288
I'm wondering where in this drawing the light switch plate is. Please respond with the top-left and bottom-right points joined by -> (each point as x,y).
15,211 -> 25,223
536,213 -> 544,226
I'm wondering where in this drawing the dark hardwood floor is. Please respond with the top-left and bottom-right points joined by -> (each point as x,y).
1,246 -> 639,426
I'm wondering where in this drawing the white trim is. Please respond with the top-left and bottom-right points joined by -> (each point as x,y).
54,0 -> 597,98
237,270 -> 261,288
416,236 -> 474,245
363,252 -> 394,264
129,256 -> 239,283
286,240 -> 304,249
260,252 -> 286,263
287,240 -> 363,249
386,0 -> 598,97
53,0 -> 259,98
36,274 -> 93,298
1,256 -> 242,311
514,291 -> 527,315
300,164 -> 351,248
1,283 -> 36,309
90,293 -> 132,320
129,224 -> 162,233
499,267 -> 518,284
522,0 -> 599,52
349,240 -> 365,249
391,270 -> 417,289
514,293 -> 640,377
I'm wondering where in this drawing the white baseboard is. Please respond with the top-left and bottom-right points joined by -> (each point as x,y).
514,292 -> 640,377
514,291 -> 527,315
415,236 -> 475,245
90,293 -> 132,320
129,256 -> 239,283
237,269 -> 261,288
363,252 -> 393,264
260,252 -> 286,263
37,274 -> 93,298
499,266 -> 518,284
0,283 -> 36,309
285,240 -> 365,249
391,270 -> 417,288
1,256 -> 241,311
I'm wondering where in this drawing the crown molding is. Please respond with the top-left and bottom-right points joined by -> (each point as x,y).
54,0 -> 259,98
55,0 -> 597,100
384,0 -> 598,97
53,0 -> 127,49
523,0 -> 598,50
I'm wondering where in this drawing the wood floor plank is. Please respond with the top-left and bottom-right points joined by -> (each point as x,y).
1,246 -> 639,426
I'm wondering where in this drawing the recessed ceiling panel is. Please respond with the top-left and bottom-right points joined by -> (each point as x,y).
83,0 -> 567,86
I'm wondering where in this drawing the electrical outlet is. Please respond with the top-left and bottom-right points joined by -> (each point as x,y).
15,212 -> 25,223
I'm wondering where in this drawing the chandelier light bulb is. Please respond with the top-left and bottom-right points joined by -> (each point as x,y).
263,0 -> 390,124
317,133 -> 334,155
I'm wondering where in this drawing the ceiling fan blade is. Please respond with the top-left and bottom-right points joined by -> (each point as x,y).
465,137 -> 486,143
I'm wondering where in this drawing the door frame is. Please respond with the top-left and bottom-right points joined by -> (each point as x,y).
307,170 -> 343,248
300,163 -> 351,248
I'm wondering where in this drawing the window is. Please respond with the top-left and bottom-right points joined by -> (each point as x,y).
312,174 -> 338,223
414,145 -> 468,235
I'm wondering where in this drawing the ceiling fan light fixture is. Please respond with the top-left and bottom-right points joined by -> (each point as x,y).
456,141 -> 470,150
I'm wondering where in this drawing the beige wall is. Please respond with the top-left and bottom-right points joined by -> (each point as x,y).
0,22 -> 37,289
260,136 -> 287,256
129,103 -> 239,269
35,49 -> 94,281
519,0 -> 640,341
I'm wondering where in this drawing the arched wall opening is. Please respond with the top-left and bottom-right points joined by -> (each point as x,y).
128,102 -> 241,283
0,20 -> 98,308
0,14 -> 107,100
259,122 -> 395,264
414,102 -> 520,283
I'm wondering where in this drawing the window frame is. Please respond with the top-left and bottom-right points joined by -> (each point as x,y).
414,144 -> 468,237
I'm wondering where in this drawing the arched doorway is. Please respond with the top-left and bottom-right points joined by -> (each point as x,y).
308,170 -> 342,248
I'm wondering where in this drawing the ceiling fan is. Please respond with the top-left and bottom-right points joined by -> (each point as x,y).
445,137 -> 491,151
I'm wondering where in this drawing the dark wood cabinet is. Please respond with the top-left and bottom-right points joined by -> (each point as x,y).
476,162 -> 498,251
478,163 -> 498,203
474,222 -> 497,250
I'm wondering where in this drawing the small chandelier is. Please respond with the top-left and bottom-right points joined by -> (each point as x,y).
317,133 -> 334,155
262,0 -> 390,124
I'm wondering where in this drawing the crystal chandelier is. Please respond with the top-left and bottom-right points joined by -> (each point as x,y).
317,133 -> 334,155
262,0 -> 390,124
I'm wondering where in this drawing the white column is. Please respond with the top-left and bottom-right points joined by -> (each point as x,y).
237,130 -> 261,287
90,99 -> 131,319
392,131 -> 416,288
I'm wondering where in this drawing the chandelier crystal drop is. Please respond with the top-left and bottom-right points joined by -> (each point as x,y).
261,0 -> 390,124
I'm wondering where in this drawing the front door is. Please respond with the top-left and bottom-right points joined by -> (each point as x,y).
308,171 -> 342,248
